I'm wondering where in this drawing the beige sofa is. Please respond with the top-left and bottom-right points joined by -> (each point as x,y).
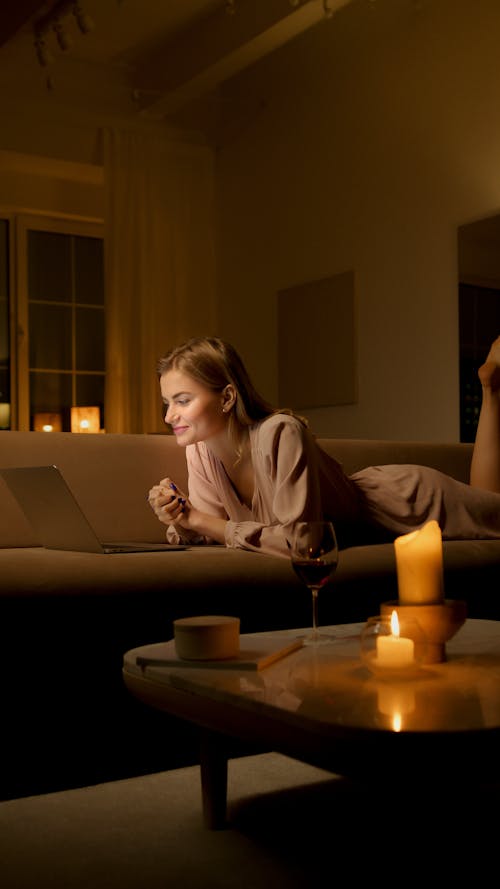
1,430 -> 499,800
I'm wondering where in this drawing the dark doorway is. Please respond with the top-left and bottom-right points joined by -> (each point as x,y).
458,215 -> 500,442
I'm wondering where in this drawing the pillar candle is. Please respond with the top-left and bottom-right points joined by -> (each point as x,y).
394,519 -> 444,604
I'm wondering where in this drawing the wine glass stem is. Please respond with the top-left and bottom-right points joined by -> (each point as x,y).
311,587 -> 319,638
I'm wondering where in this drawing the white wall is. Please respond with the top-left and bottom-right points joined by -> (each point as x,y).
3,0 -> 500,441
214,0 -> 500,440
0,151 -> 104,221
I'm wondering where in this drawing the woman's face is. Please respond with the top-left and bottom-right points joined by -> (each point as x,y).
160,369 -> 228,446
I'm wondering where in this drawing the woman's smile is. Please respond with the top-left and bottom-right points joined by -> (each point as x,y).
160,369 -> 227,446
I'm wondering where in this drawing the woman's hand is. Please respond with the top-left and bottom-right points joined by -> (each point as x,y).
147,477 -> 188,527
148,477 -> 228,544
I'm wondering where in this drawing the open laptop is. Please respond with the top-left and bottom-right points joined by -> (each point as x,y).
0,464 -> 187,553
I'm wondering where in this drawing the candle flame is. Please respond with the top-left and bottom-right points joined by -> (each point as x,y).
390,609 -> 400,637
392,712 -> 402,732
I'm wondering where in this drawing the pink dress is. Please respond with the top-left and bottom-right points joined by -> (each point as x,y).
168,413 -> 500,558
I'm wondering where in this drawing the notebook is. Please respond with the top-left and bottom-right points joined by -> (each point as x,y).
134,635 -> 304,671
0,464 -> 187,554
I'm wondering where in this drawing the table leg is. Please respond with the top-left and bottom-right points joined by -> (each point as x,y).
199,728 -> 229,830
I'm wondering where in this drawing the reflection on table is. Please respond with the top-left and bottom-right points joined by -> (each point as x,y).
159,620 -> 500,736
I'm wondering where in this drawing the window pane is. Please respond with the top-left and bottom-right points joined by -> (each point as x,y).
0,295 -> 8,364
30,372 -> 72,416
0,368 -> 9,428
21,221 -> 104,431
76,375 -> 104,421
0,220 -> 9,424
28,231 -> 72,302
76,306 -> 104,370
75,237 -> 104,305
29,304 -> 72,369
0,218 -> 8,299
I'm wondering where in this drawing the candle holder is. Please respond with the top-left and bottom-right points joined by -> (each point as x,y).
380,599 -> 467,664
360,613 -> 427,680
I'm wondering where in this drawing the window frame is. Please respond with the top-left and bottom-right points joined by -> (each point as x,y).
11,213 -> 104,431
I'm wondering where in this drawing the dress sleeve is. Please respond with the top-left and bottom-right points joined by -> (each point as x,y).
166,443 -> 227,546
225,416 -> 323,558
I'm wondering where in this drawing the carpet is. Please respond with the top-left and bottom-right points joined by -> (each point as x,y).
0,752 -> 498,888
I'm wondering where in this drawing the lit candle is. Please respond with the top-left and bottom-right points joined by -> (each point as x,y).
394,519 -> 444,605
376,610 -> 414,669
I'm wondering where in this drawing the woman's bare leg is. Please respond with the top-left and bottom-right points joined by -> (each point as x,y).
470,336 -> 500,492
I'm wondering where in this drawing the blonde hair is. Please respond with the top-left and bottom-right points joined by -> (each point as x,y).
157,337 -> 307,457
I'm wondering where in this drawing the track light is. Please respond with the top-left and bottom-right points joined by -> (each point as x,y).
34,33 -> 54,67
53,17 -> 72,51
33,0 -> 95,89
72,1 -> 95,34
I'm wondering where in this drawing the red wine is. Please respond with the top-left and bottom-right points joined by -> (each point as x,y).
292,558 -> 337,588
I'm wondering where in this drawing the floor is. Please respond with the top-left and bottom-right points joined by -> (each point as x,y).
0,752 -> 497,888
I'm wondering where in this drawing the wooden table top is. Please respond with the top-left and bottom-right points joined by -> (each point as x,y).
123,619 -> 500,780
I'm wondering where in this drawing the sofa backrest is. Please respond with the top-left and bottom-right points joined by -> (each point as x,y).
0,431 -> 188,547
0,431 -> 473,548
317,437 -> 473,481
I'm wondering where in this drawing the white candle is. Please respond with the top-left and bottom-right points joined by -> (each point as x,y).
376,610 -> 414,669
394,519 -> 444,605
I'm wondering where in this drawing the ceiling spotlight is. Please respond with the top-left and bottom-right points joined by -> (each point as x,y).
34,33 -> 54,68
72,1 -> 95,34
53,18 -> 73,51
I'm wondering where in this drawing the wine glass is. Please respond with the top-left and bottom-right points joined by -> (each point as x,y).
289,521 -> 339,644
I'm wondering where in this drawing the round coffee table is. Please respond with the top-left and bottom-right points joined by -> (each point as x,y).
123,619 -> 500,827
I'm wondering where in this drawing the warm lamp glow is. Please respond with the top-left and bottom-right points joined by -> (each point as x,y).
71,406 -> 100,433
0,403 -> 10,429
33,411 -> 62,432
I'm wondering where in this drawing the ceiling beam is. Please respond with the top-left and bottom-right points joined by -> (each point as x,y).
134,0 -> 352,118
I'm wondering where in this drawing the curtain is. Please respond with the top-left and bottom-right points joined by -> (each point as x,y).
103,128 -> 217,433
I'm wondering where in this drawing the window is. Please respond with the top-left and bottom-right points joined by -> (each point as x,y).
1,214 -> 104,431
459,282 -> 500,443
458,215 -> 500,443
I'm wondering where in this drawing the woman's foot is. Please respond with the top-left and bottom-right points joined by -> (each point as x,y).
478,336 -> 500,390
